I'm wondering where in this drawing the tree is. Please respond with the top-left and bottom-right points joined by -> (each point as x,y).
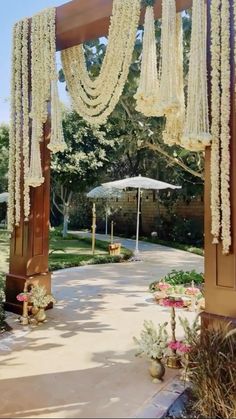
0,124 -> 9,193
58,12 -> 204,223
51,111 -> 118,236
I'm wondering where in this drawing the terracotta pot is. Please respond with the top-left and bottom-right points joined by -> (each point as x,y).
148,359 -> 165,380
34,307 -> 46,322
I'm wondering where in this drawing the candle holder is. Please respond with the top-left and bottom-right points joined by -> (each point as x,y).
16,281 -> 31,326
162,297 -> 184,369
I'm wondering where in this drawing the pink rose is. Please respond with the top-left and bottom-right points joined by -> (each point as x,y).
158,283 -> 171,291
16,293 -> 28,302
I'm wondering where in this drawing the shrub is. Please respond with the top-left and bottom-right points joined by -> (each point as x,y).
0,275 -> 6,330
163,269 -> 204,286
149,270 -> 204,292
188,324 -> 236,418
155,215 -> 204,248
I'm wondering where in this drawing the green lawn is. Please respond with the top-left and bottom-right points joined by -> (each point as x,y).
0,230 -> 132,275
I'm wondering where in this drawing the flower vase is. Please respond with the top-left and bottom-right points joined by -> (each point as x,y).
148,359 -> 165,381
34,307 -> 46,322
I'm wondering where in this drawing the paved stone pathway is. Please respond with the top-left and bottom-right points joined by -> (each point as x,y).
0,235 -> 203,418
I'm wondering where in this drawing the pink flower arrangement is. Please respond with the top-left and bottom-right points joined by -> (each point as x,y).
158,282 -> 172,292
16,292 -> 30,302
161,297 -> 184,308
168,340 -> 191,353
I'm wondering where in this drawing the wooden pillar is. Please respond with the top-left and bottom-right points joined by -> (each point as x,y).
5,121 -> 51,314
202,0 -> 236,325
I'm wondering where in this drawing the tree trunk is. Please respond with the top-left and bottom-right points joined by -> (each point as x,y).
62,205 -> 69,238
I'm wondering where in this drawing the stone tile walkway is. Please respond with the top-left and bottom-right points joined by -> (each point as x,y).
0,236 -> 203,418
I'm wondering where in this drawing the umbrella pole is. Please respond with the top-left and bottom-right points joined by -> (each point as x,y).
105,207 -> 108,236
135,187 -> 141,255
92,203 -> 96,255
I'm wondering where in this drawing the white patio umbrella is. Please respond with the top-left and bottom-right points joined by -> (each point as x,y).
87,186 -> 123,235
0,192 -> 8,203
102,175 -> 181,256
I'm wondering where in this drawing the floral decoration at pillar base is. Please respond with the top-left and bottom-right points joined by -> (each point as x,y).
16,292 -> 31,326
133,320 -> 169,382
30,285 -> 56,323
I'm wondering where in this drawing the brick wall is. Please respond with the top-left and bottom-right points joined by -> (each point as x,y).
96,190 -> 204,235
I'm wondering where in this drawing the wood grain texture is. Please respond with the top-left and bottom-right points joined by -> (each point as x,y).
204,0 -> 236,318
56,0 -> 193,51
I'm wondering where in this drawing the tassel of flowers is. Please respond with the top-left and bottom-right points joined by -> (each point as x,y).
210,0 -> 221,245
163,13 -> 185,146
220,0 -> 231,254
181,0 -> 211,151
135,1 -> 160,117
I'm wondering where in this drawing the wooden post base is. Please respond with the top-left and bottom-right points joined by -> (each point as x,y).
5,272 -> 51,315
201,311 -> 236,330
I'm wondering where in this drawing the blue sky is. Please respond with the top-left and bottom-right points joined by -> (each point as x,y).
0,0 -> 71,124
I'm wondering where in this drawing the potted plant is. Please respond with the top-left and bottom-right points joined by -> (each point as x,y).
29,285 -> 56,322
133,320 -> 168,381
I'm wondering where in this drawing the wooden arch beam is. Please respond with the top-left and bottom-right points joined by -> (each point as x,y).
56,0 -> 193,51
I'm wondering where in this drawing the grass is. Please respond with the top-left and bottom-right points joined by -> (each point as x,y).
0,230 -> 132,275
49,234 -> 132,271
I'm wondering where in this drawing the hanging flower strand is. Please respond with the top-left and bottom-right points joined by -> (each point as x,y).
158,0 -> 180,116
8,7 -> 65,230
14,20 -> 23,226
135,1 -> 160,116
22,18 -> 30,221
210,0 -> 221,244
27,8 -> 65,187
163,13 -> 185,146
220,0 -> 231,254
8,24 -> 17,232
181,0 -> 211,151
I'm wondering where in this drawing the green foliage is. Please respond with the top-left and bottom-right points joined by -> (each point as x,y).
51,111 -> 118,192
48,231 -> 132,270
0,124 -> 9,225
133,320 -> 169,360
154,215 -> 204,247
142,0 -> 156,7
188,325 -> 236,418
163,269 -> 204,286
0,124 -> 9,193
149,270 -> 204,292
49,253 -> 130,271
69,193 -> 93,230
0,274 -> 5,330
30,285 -> 56,308
178,315 -> 200,345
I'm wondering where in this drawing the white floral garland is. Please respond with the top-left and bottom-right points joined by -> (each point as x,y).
163,13 -> 185,146
8,7 -> 65,230
14,21 -> 23,226
61,0 -> 141,125
135,5 -> 160,117
210,0 -> 221,244
22,18 -> 30,221
181,0 -> 211,151
158,0 -> 181,117
28,8 -> 65,187
7,24 -> 17,232
220,0 -> 231,254
210,0 -> 232,254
